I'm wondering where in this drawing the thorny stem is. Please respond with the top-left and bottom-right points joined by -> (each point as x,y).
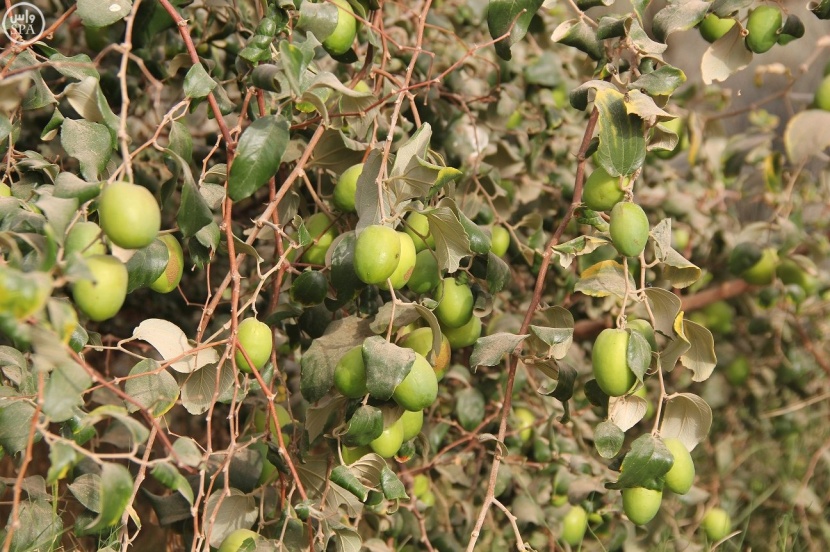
465,107 -> 600,551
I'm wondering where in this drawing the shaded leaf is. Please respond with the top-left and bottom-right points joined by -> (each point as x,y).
227,116 -> 289,202
125,239 -> 168,293
552,18 -> 603,60
595,420 -> 624,458
60,119 -> 111,181
660,393 -> 712,452
42,361 -> 90,422
77,0 -> 132,28
183,64 -> 216,99
85,463 -> 133,532
701,24 -> 753,85
679,319 -> 717,381
652,0 -> 710,43
124,359 -> 179,417
488,0 -> 545,60
425,200 -> 472,273
202,489 -> 258,548
470,332 -> 527,367
301,317 -> 374,403
363,336 -> 415,400
609,433 -> 673,490
643,287 -> 681,337
180,362 -> 235,415
331,465 -> 370,502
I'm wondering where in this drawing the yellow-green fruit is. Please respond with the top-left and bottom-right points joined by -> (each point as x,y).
434,277 -> 474,329
702,507 -> 732,541
777,259 -> 817,295
406,250 -> 440,294
745,6 -> 782,54
393,353 -> 438,411
561,505 -> 588,546
592,328 -> 636,397
217,528 -> 260,552
610,202 -> 649,257
442,315 -> 482,350
399,409 -> 424,441
65,221 -> 107,257
370,416 -> 404,458
98,182 -> 161,249
404,212 -> 435,252
333,163 -> 363,212
72,255 -> 128,322
815,75 -> 830,111
399,327 -> 451,379
378,232 -> 417,290
0,267 -> 51,320
742,248 -> 778,285
149,234 -> 184,293
699,13 -> 736,43
0,183 -> 10,196
321,0 -> 357,56
333,344 -> 367,399
622,487 -> 662,525
300,213 -> 338,266
342,445 -> 372,464
663,438 -> 695,495
235,318 -> 272,373
584,167 -> 625,211
513,407 -> 535,444
354,225 -> 401,284
412,473 -> 430,498
490,226 -> 510,257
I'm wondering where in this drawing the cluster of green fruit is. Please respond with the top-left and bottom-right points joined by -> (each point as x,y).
583,165 -> 650,258
698,6 -> 802,53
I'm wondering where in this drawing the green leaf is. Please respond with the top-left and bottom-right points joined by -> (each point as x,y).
297,1 -> 339,42
328,233 -> 364,306
36,195 -> 78,241
77,0 -> 132,28
0,391 -> 39,454
151,462 -> 195,505
575,260 -> 637,300
54,172 -> 101,202
183,64 -> 217,99
47,441 -> 79,484
178,180 -> 214,238
455,387 -> 486,431
701,24 -> 752,85
594,88 -> 646,178
331,522 -> 363,552
338,405 -> 383,447
659,393 -> 712,451
60,119 -> 112,181
486,252 -> 510,293
85,463 -> 134,531
629,66 -> 687,97
711,0 -> 752,17
652,0 -> 709,43
168,121 -> 193,162
68,473 -> 101,512
125,239 -> 169,293
172,436 -> 203,468
487,0 -> 546,60
63,77 -> 120,137
609,433 -> 673,490
380,465 -> 408,500
42,362 -> 91,422
227,116 -> 290,202
810,0 -> 830,19
362,336 -> 415,400
528,306 -> 574,361
679,319 -> 717,381
552,235 -> 607,269
7,500 -> 61,552
595,420 -> 624,459
470,332 -> 527,368
424,201 -> 472,273
552,18 -> 603,60
330,465 -> 370,502
124,359 -> 180,417
300,316 -> 374,403
180,362 -> 235,415
626,330 -> 651,382
458,210 -> 490,255
202,489 -> 258,548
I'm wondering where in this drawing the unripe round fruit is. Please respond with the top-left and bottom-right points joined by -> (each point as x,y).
702,507 -> 732,541
741,248 -> 778,285
592,329 -> 636,397
149,234 -> 184,293
745,6 -> 782,54
72,255 -> 128,322
776,259 -> 817,296
399,409 -> 424,441
561,505 -> 588,546
321,0 -> 357,56
513,407 -> 535,444
490,226 -> 510,257
0,267 -> 52,320
0,183 -> 10,196
699,13 -> 736,43
412,473 -> 430,498
370,416 -> 404,458
354,225 -> 401,284
300,213 -> 337,266
584,167 -> 625,211
333,345 -> 367,399
393,353 -> 438,411
406,250 -> 440,293
98,182 -> 161,249
622,487 -> 662,525
217,528 -> 260,552
378,232 -> 417,290
290,270 -> 328,306
333,163 -> 363,212
434,277 -> 474,329
815,75 -> 830,111
404,212 -> 435,252
663,438 -> 695,495
341,445 -> 371,464
235,318 -> 272,373
442,315 -> 482,350
399,327 -> 451,379
65,221 -> 107,257
610,202 -> 649,257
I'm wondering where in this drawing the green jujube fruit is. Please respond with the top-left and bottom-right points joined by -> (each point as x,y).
354,225 -> 401,284
393,353 -> 438,411
610,202 -> 649,257
663,438 -> 695,495
592,328 -> 636,397
745,6 -> 782,54
583,167 -> 625,211
622,487 -> 662,525
72,255 -> 128,322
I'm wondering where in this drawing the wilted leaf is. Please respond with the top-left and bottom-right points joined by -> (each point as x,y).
679,319 -> 717,381
575,260 -> 637,299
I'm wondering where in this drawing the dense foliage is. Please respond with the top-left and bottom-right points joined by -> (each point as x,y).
1,0 -> 830,550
